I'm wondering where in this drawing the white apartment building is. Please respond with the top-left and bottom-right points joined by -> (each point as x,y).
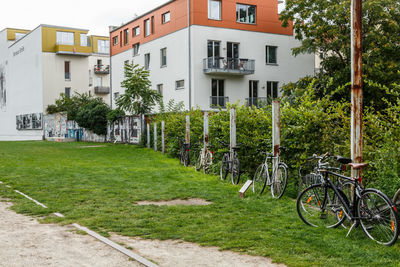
0,25 -> 110,141
110,0 -> 315,111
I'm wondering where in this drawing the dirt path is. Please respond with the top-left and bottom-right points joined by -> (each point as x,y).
0,200 -> 284,267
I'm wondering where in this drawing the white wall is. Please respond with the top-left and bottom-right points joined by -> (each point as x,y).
0,28 -> 44,140
111,28 -> 189,112
191,25 -> 315,110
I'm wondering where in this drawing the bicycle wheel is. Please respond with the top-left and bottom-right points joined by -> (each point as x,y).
297,184 -> 346,228
252,164 -> 267,194
271,163 -> 288,199
195,152 -> 203,171
184,150 -> 190,167
220,153 -> 229,181
357,189 -> 399,246
298,173 -> 318,196
231,157 -> 240,185
336,181 -> 352,228
204,151 -> 213,174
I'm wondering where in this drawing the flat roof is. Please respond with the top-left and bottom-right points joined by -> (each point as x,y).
110,0 -> 176,33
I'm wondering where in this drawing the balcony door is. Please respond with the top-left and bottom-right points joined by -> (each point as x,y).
249,80 -> 258,106
207,40 -> 220,68
227,42 -> 239,69
211,79 -> 225,107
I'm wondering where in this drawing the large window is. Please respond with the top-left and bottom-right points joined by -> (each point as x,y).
236,4 -> 256,24
133,26 -> 140,37
208,0 -> 221,20
98,39 -> 109,54
267,81 -> 279,99
64,61 -> 70,80
57,31 -> 74,45
133,43 -> 140,56
144,19 -> 150,36
144,53 -> 151,70
80,34 -> 88,46
162,12 -> 171,24
211,79 -> 225,107
266,46 -> 277,64
124,29 -> 129,45
160,48 -> 167,67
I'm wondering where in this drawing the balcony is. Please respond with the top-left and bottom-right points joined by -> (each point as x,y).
210,96 -> 229,109
94,86 -> 110,94
55,44 -> 91,56
203,57 -> 255,75
246,97 -> 272,108
94,65 -> 110,74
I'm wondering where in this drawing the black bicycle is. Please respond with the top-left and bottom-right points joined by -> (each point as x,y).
297,153 -> 400,246
179,141 -> 191,167
219,141 -> 241,185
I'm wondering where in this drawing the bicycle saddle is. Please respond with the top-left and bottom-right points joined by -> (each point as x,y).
336,156 -> 352,165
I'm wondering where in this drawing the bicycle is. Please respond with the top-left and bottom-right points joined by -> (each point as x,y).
219,141 -> 241,185
195,142 -> 214,173
179,140 -> 191,167
297,153 -> 400,246
252,146 -> 288,199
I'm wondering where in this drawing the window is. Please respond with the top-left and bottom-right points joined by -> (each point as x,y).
15,33 -> 26,41
114,92 -> 120,99
162,12 -> 171,24
89,90 -> 91,97
144,53 -> 150,70
236,4 -> 256,24
267,81 -> 279,99
64,61 -> 70,80
208,0 -> 222,20
160,48 -> 167,67
80,34 -> 88,46
157,84 -> 163,96
97,59 -> 102,66
124,29 -> 129,45
266,46 -> 277,64
145,19 -> 150,36
112,36 -> 118,46
133,26 -> 140,37
133,43 -> 140,56
211,79 -> 225,107
65,87 -> 71,98
249,81 -> 258,106
97,77 -> 102,87
176,80 -> 184,90
151,16 -> 155,34
207,40 -> 220,68
56,31 -> 74,45
98,39 -> 109,53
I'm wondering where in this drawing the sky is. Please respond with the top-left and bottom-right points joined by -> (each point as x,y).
0,0 -> 171,36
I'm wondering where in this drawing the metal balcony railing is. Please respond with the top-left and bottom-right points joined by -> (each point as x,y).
210,96 -> 229,108
94,86 -> 110,94
246,97 -> 272,108
203,57 -> 255,75
94,64 -> 110,74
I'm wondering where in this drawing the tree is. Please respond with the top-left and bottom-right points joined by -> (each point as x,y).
116,62 -> 161,115
280,0 -> 400,109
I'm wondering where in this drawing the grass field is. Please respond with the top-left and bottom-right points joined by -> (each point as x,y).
0,141 -> 399,266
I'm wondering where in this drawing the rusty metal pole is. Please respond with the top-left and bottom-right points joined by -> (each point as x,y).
351,0 -> 363,179
204,112 -> 209,148
154,123 -> 157,152
147,123 -> 150,149
230,108 -> 236,158
185,115 -> 190,145
161,121 -> 165,155
272,101 -> 281,175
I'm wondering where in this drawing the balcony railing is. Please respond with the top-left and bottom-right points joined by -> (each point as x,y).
94,65 -> 110,74
203,57 -> 255,75
246,97 -> 272,108
94,86 -> 110,94
210,96 -> 229,109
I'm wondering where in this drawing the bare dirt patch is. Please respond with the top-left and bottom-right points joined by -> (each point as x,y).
111,235 -> 285,267
135,198 -> 212,206
0,201 -> 140,267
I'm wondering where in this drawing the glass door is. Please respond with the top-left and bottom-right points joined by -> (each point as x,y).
207,40 -> 220,68
249,81 -> 258,106
211,79 -> 225,107
227,42 -> 239,69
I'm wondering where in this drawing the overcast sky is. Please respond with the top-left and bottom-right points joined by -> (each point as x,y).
0,0 -> 170,36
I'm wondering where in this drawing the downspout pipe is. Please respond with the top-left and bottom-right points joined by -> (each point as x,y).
187,0 -> 192,110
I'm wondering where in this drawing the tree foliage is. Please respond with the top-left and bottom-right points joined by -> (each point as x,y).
280,0 -> 400,109
116,62 -> 161,115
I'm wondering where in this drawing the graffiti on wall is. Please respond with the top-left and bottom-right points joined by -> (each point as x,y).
109,116 -> 142,144
16,113 -> 43,130
0,65 -> 5,110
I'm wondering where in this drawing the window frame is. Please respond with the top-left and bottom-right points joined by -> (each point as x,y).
123,29 -> 129,45
266,45 -> 278,65
56,31 -> 74,45
132,43 -> 140,57
236,3 -> 257,24
144,19 -> 150,37
160,48 -> 167,67
162,12 -> 171,24
267,81 -> 279,99
65,87 -> 71,98
112,36 -> 118,46
208,0 -> 222,20
133,26 -> 140,37
144,53 -> 151,70
157,84 -> 163,96
175,80 -> 185,90
64,61 -> 71,81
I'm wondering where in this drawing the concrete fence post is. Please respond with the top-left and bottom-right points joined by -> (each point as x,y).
185,115 -> 190,144
154,123 -> 157,152
204,112 -> 209,148
161,121 -> 165,155
230,108 -> 236,157
147,123 -> 150,149
272,101 -> 281,174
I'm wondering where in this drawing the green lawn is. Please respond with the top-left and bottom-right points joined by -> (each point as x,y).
0,141 -> 399,266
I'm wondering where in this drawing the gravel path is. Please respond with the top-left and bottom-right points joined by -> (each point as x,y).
0,200 -> 284,267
